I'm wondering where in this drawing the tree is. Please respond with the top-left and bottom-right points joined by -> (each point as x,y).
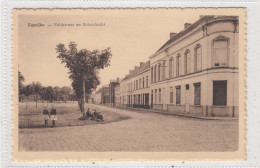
18,71 -> 25,102
56,42 -> 112,113
23,84 -> 33,109
45,86 -> 55,101
31,82 -> 42,108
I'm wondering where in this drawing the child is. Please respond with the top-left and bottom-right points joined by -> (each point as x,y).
42,105 -> 49,127
50,105 -> 57,127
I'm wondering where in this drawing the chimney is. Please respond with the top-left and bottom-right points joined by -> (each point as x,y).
117,77 -> 119,82
135,66 -> 138,70
129,70 -> 132,74
184,23 -> 192,29
170,32 -> 177,38
140,62 -> 144,66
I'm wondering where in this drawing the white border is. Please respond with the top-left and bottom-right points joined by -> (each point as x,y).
1,0 -> 260,167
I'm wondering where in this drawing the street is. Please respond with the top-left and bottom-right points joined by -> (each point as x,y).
19,104 -> 238,152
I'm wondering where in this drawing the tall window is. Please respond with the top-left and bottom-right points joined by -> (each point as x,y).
213,39 -> 228,66
170,87 -> 173,103
184,50 -> 191,74
154,65 -> 157,82
162,60 -> 166,79
143,77 -> 144,88
155,89 -> 157,104
213,81 -> 227,105
134,81 -> 135,91
158,63 -> 161,81
194,83 -> 201,105
139,79 -> 141,89
176,86 -> 181,104
169,58 -> 173,78
151,66 -> 153,83
146,76 -> 148,88
176,54 -> 181,76
136,80 -> 138,90
159,89 -> 161,103
194,45 -> 202,71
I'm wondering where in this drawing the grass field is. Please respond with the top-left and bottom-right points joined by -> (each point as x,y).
19,102 -> 131,129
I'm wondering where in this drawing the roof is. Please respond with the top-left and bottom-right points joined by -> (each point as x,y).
153,15 -> 238,56
122,61 -> 150,81
155,15 -> 215,53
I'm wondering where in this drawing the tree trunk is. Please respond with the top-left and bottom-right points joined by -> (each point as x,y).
82,79 -> 85,114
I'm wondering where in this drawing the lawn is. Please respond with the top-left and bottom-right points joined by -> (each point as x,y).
19,102 -> 131,129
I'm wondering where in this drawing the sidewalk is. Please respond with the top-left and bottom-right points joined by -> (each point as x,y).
96,104 -> 238,121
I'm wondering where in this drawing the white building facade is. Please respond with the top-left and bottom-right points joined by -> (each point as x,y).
120,61 -> 150,109
149,16 -> 239,117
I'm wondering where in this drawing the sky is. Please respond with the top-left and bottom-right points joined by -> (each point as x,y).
18,9 -> 200,89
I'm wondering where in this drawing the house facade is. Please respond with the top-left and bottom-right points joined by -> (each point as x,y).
120,61 -> 150,109
109,78 -> 120,106
149,15 -> 239,117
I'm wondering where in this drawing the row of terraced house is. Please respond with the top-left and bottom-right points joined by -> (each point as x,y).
93,15 -> 239,117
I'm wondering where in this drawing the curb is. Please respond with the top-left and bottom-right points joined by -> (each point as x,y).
90,104 -> 238,121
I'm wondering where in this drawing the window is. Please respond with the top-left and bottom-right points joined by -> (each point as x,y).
134,81 -> 135,91
169,58 -> 173,78
186,84 -> 189,90
146,76 -> 148,88
139,79 -> 141,89
143,77 -> 144,88
151,66 -> 153,83
162,60 -> 166,79
158,63 -> 161,81
194,45 -> 202,71
170,87 -> 173,103
194,83 -> 201,105
155,89 -> 157,104
213,81 -> 227,105
136,80 -> 138,90
154,65 -> 157,82
184,50 -> 191,74
159,89 -> 161,103
176,54 -> 181,76
176,86 -> 181,104
213,39 -> 228,66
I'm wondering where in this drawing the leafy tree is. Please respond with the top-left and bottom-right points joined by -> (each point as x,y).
56,42 -> 112,113
22,84 -> 33,109
31,82 -> 42,108
18,71 -> 25,102
45,86 -> 55,101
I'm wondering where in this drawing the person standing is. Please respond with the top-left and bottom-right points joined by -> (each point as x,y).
50,105 -> 57,127
42,105 -> 49,127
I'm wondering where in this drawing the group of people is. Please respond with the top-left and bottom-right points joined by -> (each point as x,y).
42,105 -> 57,127
83,108 -> 104,121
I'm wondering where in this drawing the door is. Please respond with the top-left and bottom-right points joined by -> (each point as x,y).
185,84 -> 190,112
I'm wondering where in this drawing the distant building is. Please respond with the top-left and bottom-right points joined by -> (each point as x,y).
114,83 -> 121,107
120,61 -> 150,109
101,85 -> 110,105
109,78 -> 120,106
93,89 -> 101,104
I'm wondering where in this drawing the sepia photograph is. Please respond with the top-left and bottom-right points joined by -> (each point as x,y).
12,8 -> 246,161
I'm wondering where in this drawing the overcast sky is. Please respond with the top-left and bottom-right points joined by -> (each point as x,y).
18,9 -> 200,89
